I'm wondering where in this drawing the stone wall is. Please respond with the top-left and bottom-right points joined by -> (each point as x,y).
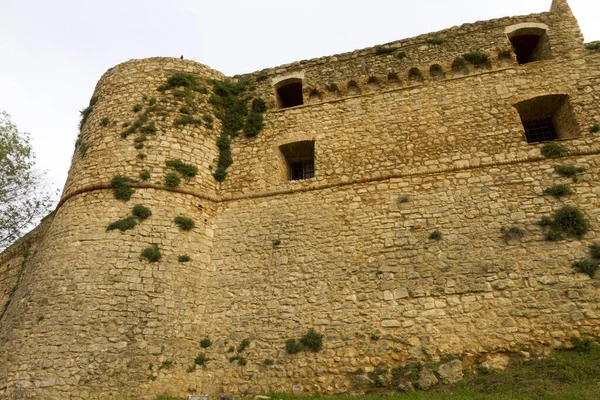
2,0 -> 600,398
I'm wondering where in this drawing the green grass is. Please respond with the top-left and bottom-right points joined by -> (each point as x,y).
251,345 -> 600,400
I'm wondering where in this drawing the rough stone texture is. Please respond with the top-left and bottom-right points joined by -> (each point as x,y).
437,360 -> 464,384
418,369 -> 439,389
2,0 -> 600,398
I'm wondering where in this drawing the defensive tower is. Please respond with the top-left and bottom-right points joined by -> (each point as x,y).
2,0 -> 600,398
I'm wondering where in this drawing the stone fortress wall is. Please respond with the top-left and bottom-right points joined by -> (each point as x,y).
2,0 -> 600,398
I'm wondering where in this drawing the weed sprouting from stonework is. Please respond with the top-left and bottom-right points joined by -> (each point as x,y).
132,205 -> 152,221
110,175 -> 134,201
141,244 -> 161,263
590,124 -> 600,133
585,42 -> 600,51
285,339 -> 302,355
158,360 -> 173,370
106,216 -> 137,232
133,103 -> 142,113
541,142 -> 568,158
178,255 -> 191,263
101,117 -> 110,126
463,51 -> 490,67
429,230 -> 442,241
539,206 -> 589,241
272,239 -> 281,247
174,216 -> 195,231
555,165 -> 585,182
427,37 -> 444,45
194,353 -> 208,366
166,159 -> 198,178
544,184 -> 572,197
300,328 -> 323,352
263,359 -> 274,365
237,338 -> 250,353
162,72 -> 208,94
452,57 -> 467,72
573,259 -> 600,278
164,173 -> 181,187
139,170 -> 151,181
501,226 -> 524,244
375,45 -> 397,55
79,95 -> 98,130
200,338 -> 212,348
589,243 -> 600,260
396,51 -> 407,59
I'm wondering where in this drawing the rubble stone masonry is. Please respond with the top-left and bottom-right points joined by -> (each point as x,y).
1,0 -> 600,398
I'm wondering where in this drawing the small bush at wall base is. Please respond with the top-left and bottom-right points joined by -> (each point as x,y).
132,204 -> 152,220
573,259 -> 600,278
589,124 -> 600,133
178,255 -> 191,263
555,165 -> 585,182
429,230 -> 442,240
285,339 -> 302,354
174,216 -> 195,231
501,226 -> 524,244
544,184 -> 572,197
300,328 -> 323,352
110,175 -> 134,201
165,173 -> 181,187
141,244 -> 161,263
107,216 -> 137,232
200,338 -> 212,348
541,142 -> 568,158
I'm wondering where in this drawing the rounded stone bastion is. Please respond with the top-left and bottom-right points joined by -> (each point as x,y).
0,58 -> 226,399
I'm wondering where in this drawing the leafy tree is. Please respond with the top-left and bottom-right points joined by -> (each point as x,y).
0,110 -> 55,250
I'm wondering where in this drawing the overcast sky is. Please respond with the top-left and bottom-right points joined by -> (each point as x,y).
1,0 -> 598,196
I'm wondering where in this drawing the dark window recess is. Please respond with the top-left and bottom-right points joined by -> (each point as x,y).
514,94 -> 580,144
508,28 -> 551,65
523,118 -> 557,143
290,162 -> 315,180
277,82 -> 303,108
279,140 -> 315,181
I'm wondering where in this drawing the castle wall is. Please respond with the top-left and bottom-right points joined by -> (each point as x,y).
2,0 -> 600,398
206,153 -> 600,395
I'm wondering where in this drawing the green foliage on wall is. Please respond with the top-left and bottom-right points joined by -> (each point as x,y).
141,244 -> 161,262
110,175 -> 134,201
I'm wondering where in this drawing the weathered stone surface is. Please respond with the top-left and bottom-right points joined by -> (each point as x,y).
1,1 -> 600,399
437,360 -> 464,384
418,369 -> 439,389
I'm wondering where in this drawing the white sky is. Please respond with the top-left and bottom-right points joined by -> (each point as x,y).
1,0 -> 598,195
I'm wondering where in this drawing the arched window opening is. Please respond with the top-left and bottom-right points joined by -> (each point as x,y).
347,81 -> 361,96
507,26 -> 551,65
368,76 -> 381,90
387,72 -> 400,84
514,94 -> 579,143
279,141 -> 315,181
408,68 -> 424,83
429,64 -> 445,80
276,79 -> 304,109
